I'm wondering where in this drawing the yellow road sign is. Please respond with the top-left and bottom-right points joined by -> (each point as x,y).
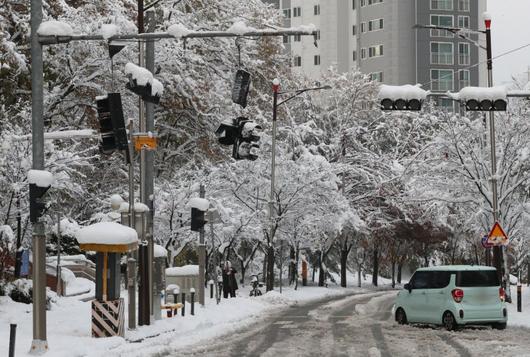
487,222 -> 508,246
133,135 -> 157,151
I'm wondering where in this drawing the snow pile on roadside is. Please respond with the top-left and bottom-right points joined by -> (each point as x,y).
259,290 -> 290,305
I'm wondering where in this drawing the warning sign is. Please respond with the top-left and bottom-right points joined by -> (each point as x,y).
487,222 -> 508,246
133,135 -> 157,151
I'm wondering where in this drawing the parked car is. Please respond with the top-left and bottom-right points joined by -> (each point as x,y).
394,265 -> 507,330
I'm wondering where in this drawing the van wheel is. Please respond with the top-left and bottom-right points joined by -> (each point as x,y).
442,311 -> 457,331
492,322 -> 507,330
396,308 -> 407,325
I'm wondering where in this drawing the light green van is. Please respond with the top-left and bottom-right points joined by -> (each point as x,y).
394,265 -> 507,330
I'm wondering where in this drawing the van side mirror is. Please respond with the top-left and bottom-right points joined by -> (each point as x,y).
404,283 -> 412,292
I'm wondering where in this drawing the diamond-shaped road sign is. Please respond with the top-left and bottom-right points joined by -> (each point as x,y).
487,222 -> 508,246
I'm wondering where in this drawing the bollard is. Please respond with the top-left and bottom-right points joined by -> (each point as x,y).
181,292 -> 186,316
518,283 -> 522,312
209,280 -> 214,299
167,309 -> 172,318
191,288 -> 195,316
173,287 -> 180,316
9,323 -> 16,357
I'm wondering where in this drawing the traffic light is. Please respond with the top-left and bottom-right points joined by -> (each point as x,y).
464,98 -> 507,111
378,84 -> 428,111
125,63 -> 163,104
96,93 -> 129,154
234,118 -> 261,160
450,86 -> 507,111
232,69 -> 251,108
29,183 -> 51,223
190,208 -> 207,232
215,119 -> 239,145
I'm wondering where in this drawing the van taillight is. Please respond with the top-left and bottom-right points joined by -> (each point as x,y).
499,287 -> 505,302
452,289 -> 464,303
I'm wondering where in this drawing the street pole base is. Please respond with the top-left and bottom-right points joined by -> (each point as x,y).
29,339 -> 48,355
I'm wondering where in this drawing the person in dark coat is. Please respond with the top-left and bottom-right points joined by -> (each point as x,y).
222,261 -> 238,298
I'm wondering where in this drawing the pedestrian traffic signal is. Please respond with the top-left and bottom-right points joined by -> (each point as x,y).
96,93 -> 129,155
190,208 -> 206,232
232,69 -> 251,108
235,118 -> 261,160
29,183 -> 50,223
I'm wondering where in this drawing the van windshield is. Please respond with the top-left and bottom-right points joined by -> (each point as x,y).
456,270 -> 499,287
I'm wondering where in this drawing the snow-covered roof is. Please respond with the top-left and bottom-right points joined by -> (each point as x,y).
378,84 -> 429,101
76,222 -> 138,245
167,24 -> 192,38
37,21 -> 74,37
28,169 -> 54,187
166,265 -> 199,277
189,197 -> 209,211
447,86 -> 507,101
124,63 -> 164,96
154,244 -> 167,258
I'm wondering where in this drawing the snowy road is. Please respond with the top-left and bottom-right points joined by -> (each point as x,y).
165,290 -> 530,357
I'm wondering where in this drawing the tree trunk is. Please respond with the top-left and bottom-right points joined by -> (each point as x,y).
294,244 -> 300,290
397,263 -> 402,284
312,256 -> 316,282
240,260 -> 246,285
391,260 -> 396,288
357,266 -> 362,288
266,245 -> 275,291
340,248 -> 348,288
372,247 -> 379,287
262,252 -> 267,286
318,252 -> 325,287
289,245 -> 296,285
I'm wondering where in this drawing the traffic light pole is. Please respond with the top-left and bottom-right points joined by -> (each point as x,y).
267,80 -> 279,292
30,0 -> 47,352
484,19 -> 510,302
198,185 -> 206,305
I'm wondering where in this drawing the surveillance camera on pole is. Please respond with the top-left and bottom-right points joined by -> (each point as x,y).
378,84 -> 429,111
447,86 -> 507,111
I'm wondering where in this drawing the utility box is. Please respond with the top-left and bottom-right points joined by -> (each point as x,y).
165,265 -> 198,302
96,252 -> 121,301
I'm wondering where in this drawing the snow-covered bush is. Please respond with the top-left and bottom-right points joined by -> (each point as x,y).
5,279 -> 57,309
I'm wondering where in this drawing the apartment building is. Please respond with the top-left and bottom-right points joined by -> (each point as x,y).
265,0 -> 486,93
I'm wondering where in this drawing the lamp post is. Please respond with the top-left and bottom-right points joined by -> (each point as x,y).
267,79 -> 331,291
414,15 -> 509,301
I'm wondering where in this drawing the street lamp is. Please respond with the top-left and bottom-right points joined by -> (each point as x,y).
415,15 -> 509,301
267,79 -> 331,292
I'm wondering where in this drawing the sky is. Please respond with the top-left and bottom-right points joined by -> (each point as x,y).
489,0 -> 530,85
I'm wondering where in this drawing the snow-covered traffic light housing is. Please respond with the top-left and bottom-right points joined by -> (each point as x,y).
216,117 -> 261,160
235,118 -> 261,161
189,198 -> 209,232
96,93 -> 129,155
28,170 -> 53,223
124,63 -> 163,104
378,84 -> 429,111
448,86 -> 507,111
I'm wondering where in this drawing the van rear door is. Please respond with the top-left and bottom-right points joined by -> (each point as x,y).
456,270 -> 502,320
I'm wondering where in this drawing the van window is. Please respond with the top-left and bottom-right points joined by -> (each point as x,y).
410,271 -> 430,289
456,270 -> 499,287
431,271 -> 451,288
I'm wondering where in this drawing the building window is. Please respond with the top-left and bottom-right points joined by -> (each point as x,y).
294,56 -> 302,67
368,44 -> 383,57
431,15 -> 453,37
361,48 -> 367,59
353,50 -> 357,61
361,0 -> 366,7
352,0 -> 356,9
352,25 -> 356,36
368,18 -> 384,31
294,34 -> 301,42
459,70 -> 470,89
314,5 -> 320,15
458,42 -> 470,65
431,0 -> 453,11
293,7 -> 301,17
361,22 -> 366,33
283,9 -> 291,18
458,0 -> 470,11
430,42 -> 453,65
370,72 -> 383,82
282,35 -> 290,44
368,0 -> 383,4
314,55 -> 321,65
431,69 -> 453,91
458,15 -> 470,29
316,30 -> 321,40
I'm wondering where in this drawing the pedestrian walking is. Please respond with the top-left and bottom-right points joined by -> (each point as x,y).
222,261 -> 238,298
